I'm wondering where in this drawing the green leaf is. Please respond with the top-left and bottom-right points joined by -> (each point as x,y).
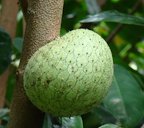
42,114 -> 53,128
43,115 -> 83,128
82,106 -> 116,128
13,37 -> 23,53
98,124 -> 120,128
0,28 -> 11,75
80,10 -> 144,26
85,0 -> 100,14
62,116 -> 83,128
0,108 -> 9,120
103,65 -> 144,127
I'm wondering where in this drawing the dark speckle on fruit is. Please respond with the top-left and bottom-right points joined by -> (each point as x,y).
46,79 -> 51,84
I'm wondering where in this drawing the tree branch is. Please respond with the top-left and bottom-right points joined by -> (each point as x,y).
8,0 -> 64,128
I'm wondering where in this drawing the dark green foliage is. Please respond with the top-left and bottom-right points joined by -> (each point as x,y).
104,65 -> 144,127
0,108 -> 9,128
0,108 -> 9,120
6,72 -> 16,103
0,28 -> 11,75
43,115 -> 83,128
62,0 -> 87,31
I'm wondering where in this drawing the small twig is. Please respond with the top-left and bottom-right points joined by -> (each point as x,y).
106,0 -> 142,43
130,0 -> 142,14
106,24 -> 123,43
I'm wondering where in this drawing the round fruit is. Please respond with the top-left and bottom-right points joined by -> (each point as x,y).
24,29 -> 113,117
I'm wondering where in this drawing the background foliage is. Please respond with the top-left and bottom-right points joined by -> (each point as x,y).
0,0 -> 144,128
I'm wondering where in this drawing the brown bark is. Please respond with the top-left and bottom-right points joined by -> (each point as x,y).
97,0 -> 106,7
23,19 -> 26,36
8,0 -> 64,128
0,0 -> 18,38
0,0 -> 18,108
0,69 -> 9,108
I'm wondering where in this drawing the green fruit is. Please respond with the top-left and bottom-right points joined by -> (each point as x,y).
24,29 -> 113,117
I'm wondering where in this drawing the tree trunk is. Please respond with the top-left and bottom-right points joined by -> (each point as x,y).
8,0 -> 64,128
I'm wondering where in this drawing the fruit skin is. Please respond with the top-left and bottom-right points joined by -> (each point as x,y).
24,29 -> 113,117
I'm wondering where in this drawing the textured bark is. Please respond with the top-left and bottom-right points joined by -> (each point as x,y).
8,0 -> 64,128
0,0 -> 18,108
